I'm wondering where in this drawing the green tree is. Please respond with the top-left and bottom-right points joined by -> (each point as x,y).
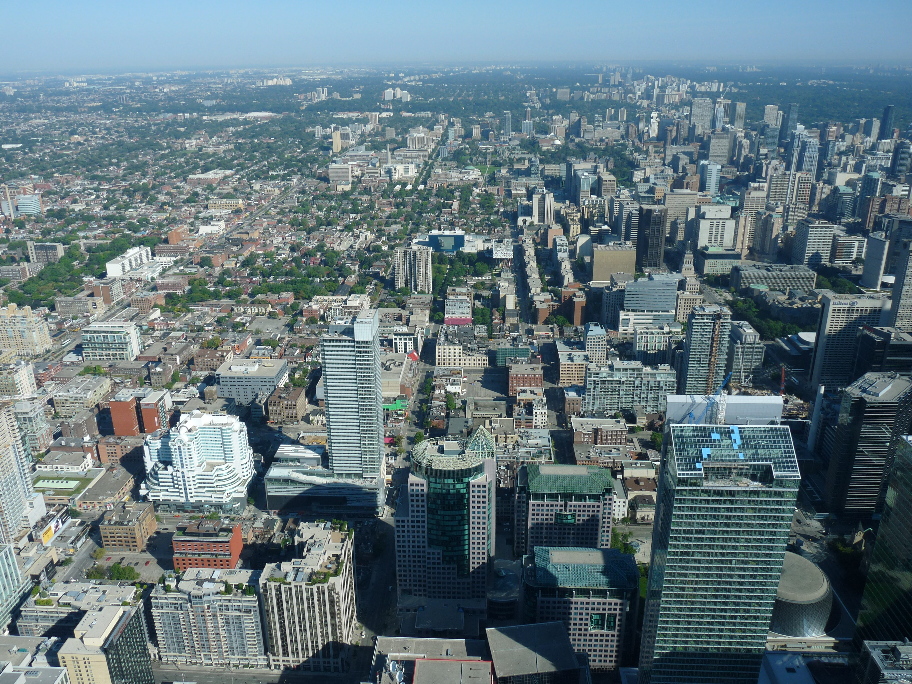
413,431 -> 425,444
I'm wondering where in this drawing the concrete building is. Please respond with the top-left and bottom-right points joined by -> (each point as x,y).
633,324 -> 684,366
858,640 -> 912,684
557,345 -> 589,387
810,291 -> 890,389
820,373 -> 912,516
215,359 -> 289,405
266,386 -> 307,424
393,246 -> 434,294
52,376 -> 112,419
105,246 -> 152,278
0,304 -> 53,357
27,241 -> 65,264
730,264 -> 817,294
16,583 -> 139,638
514,463 -> 614,556
260,523 -> 356,672
80,323 -> 141,363
486,621 -> 591,684
591,244 -> 636,282
727,321 -> 765,386
0,403 -> 40,544
584,323 -> 608,365
791,219 -> 836,267
321,310 -> 383,479
150,568 -> 267,668
889,234 -> 912,333
679,305 -> 731,395
583,360 -> 676,415
57,606 -> 153,684
524,547 -> 638,671
639,424 -> 800,684
98,502 -> 157,552
396,434 -> 495,605
0,362 -> 37,398
13,400 -> 54,459
507,361 -> 544,397
142,411 -> 254,510
0,543 -> 27,634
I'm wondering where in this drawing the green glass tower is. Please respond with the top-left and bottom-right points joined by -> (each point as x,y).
856,435 -> 912,641
639,424 -> 800,684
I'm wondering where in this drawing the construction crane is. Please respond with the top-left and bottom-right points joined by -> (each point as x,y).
687,372 -> 733,425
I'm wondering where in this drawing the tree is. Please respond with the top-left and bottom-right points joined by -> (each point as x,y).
108,563 -> 140,581
611,529 -> 637,556
445,393 -> 458,412
199,256 -> 214,268
413,431 -> 425,444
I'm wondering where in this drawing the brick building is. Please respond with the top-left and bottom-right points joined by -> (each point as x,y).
266,386 -> 307,424
99,501 -> 157,552
172,520 -> 243,572
507,361 -> 544,398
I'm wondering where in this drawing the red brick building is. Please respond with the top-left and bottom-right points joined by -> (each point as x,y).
508,361 -> 544,398
172,520 -> 243,572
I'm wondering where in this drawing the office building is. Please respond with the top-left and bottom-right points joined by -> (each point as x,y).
811,291 -> 890,389
636,205 -> 666,270
142,411 -> 254,510
215,359 -> 289,405
639,424 -> 800,684
99,502 -> 157,552
855,436 -> 912,642
396,434 -> 495,602
0,304 -> 53,357
780,103 -> 799,144
690,98 -> 713,134
321,310 -> 383,478
583,360 -> 676,415
679,305 -> 731,395
727,321 -> 765,386
686,204 -> 735,250
57,606 -> 154,684
105,246 -> 151,278
584,323 -> 608,365
820,373 -> 912,516
879,104 -> 895,141
698,161 -> 721,196
891,140 -> 911,177
393,245 -> 433,294
730,264 -> 817,293
150,568 -> 267,668
861,233 -> 890,289
260,523 -> 356,672
623,274 -> 681,312
524,547 -> 638,671
889,235 -> 912,332
514,463 -> 614,556
791,219 -> 836,267
858,640 -> 912,684
53,376 -> 111,419
853,326 -> 912,379
80,323 -> 141,362
171,519 -> 243,571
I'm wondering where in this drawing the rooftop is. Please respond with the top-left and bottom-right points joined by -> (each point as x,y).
524,463 -> 613,494
777,552 -> 830,604
669,424 -> 800,479
486,622 -> 580,678
528,547 -> 639,590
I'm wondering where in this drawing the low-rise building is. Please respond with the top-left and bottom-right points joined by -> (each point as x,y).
76,465 -> 137,512
215,359 -> 289,405
171,519 -> 243,572
52,376 -> 112,418
267,386 -> 307,424
571,416 -> 628,445
16,582 -> 139,638
99,502 -> 157,552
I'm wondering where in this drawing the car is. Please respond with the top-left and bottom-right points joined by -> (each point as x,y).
105,557 -> 111,562
145,561 -> 151,566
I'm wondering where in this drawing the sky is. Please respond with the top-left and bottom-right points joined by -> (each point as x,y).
1,1 -> 911,74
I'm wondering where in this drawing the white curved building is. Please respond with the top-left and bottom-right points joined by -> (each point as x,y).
142,411 -> 253,510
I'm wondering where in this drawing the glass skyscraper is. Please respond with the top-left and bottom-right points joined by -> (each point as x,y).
679,305 -> 731,396
856,435 -> 912,641
639,424 -> 800,684
321,309 -> 383,479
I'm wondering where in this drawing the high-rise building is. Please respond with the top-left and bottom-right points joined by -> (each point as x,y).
727,321 -> 764,386
584,322 -> 608,365
853,326 -> 912,379
0,361 -> 37,398
150,568 -> 267,668
820,373 -> 912,516
503,110 -> 512,139
780,103 -> 799,144
514,463 -> 614,556
583,360 -> 676,415
393,245 -> 433,293
13,399 -> 54,459
636,205 -> 666,270
321,310 -> 383,478
260,523 -> 356,672
215,359 -> 289,405
879,104 -> 895,141
690,98 -> 713,134
57,605 -> 154,684
791,219 -> 836,267
80,322 -> 141,362
732,102 -> 746,129
0,304 -> 53,357
810,291 -> 890,389
142,411 -> 254,510
531,190 -> 555,225
855,436 -> 912,641
524,547 -> 639,671
0,542 -> 27,633
679,305 -> 731,395
0,402 -> 38,543
698,160 -> 721,196
763,104 -> 780,126
396,432 -> 495,602
639,424 -> 800,684
891,140 -> 911,177
889,235 -> 912,332
16,582 -> 139,638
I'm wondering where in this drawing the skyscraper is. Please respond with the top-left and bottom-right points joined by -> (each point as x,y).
791,219 -> 836,267
732,102 -> 746,129
142,411 -> 254,510
395,431 -> 495,603
821,373 -> 912,516
727,320 -> 764,385
879,104 -> 895,141
321,309 -> 383,479
639,424 -> 800,684
698,160 -> 721,196
58,605 -> 155,684
679,305 -> 731,395
690,98 -> 713,134
393,245 -> 433,293
780,103 -> 799,144
811,291 -> 891,389
0,542 -> 27,633
503,110 -> 512,139
636,205 -> 666,270
0,401 -> 37,543
763,104 -> 780,126
855,435 -> 912,641
889,236 -> 912,332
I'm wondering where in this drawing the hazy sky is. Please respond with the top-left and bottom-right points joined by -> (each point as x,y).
2,0 -> 911,73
